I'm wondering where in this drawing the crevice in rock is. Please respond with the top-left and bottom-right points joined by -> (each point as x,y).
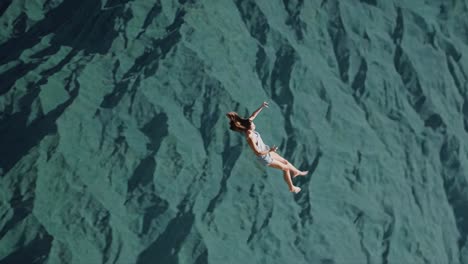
140,112 -> 169,153
318,82 -> 333,122
352,164 -> 362,183
439,135 -> 468,256
258,208 -> 273,236
124,186 -> 170,237
282,0 -> 306,40
325,103 -> 332,123
136,194 -> 207,264
0,0 -> 127,65
0,47 -> 78,105
0,0 -> 12,16
118,8 -> 133,49
166,8 -> 186,33
391,7 -> 447,129
0,72 -> 80,174
12,12 -> 28,36
0,193 -> 34,240
270,43 -> 297,157
247,189 -> 273,244
411,186 -> 423,213
199,80 -> 222,150
40,49 -> 80,78
0,226 -> 53,264
255,45 -> 270,88
381,217 -> 395,264
462,98 -> 468,133
135,210 -> 195,264
326,2 -> 350,83
141,200 -> 170,235
446,55 -> 461,90
178,0 -> 195,4
125,112 -> 169,232
351,57 -> 368,99
444,41 -> 462,62
345,151 -> 364,190
247,196 -> 260,244
234,0 -> 270,45
194,249 -> 208,264
101,222 -> 115,264
360,0 -> 376,6
100,80 -> 131,109
100,9 -> 184,109
128,77 -> 142,114
294,149 -> 322,226
57,1 -> 129,55
136,1 -> 162,39
354,212 -> 371,264
205,143 -> 242,214
424,113 -> 445,130
30,45 -> 60,59
392,7 -> 404,45
111,239 -> 123,264
0,62 -> 39,96
393,45 -> 426,114
127,156 -> 156,194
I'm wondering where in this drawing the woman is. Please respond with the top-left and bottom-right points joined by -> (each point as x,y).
226,102 -> 308,194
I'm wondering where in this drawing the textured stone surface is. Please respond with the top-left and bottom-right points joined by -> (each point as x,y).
1,0 -> 468,263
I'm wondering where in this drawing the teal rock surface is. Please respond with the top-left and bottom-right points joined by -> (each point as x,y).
1,0 -> 468,263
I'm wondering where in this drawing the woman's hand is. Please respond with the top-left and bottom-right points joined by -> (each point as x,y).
262,101 -> 269,108
270,145 -> 278,152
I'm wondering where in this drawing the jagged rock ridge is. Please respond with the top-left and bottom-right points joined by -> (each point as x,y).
1,0 -> 468,263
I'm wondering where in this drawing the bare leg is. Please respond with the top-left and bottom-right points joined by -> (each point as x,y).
282,168 -> 294,191
292,165 -> 308,178
268,159 -> 301,193
270,152 -> 308,178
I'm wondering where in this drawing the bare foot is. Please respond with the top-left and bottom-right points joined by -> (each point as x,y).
293,170 -> 309,178
290,186 -> 301,194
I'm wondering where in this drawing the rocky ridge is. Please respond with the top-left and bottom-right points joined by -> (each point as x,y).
1,0 -> 468,263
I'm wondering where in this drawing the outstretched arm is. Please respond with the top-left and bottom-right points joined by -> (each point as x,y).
248,102 -> 269,121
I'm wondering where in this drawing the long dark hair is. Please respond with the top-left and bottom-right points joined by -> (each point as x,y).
226,112 -> 251,133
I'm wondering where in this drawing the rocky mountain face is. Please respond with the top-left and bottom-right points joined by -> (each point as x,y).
1,0 -> 468,263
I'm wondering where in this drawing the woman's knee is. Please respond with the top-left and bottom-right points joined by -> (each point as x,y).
268,161 -> 289,172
